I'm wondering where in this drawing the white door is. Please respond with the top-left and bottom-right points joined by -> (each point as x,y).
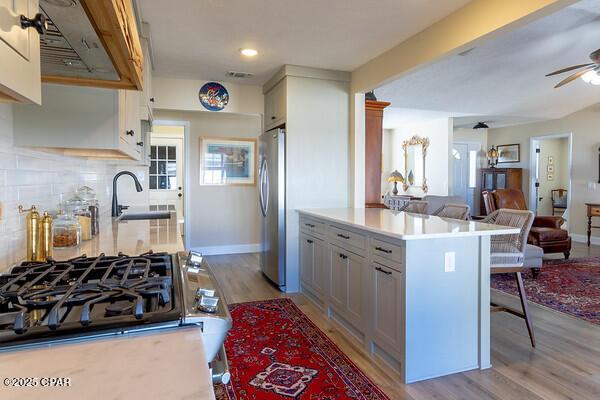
149,137 -> 184,217
452,142 -> 480,213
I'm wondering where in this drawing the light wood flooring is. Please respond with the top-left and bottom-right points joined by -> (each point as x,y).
207,243 -> 600,400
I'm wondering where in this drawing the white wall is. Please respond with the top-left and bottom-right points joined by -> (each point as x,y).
382,117 -> 452,196
153,77 -> 264,115
0,104 -> 118,270
154,110 -> 262,254
285,75 -> 350,293
488,103 -> 600,242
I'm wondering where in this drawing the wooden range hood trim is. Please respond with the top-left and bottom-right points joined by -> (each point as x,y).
365,100 -> 391,112
41,0 -> 144,91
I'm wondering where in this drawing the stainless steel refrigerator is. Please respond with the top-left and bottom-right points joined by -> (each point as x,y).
258,128 -> 286,289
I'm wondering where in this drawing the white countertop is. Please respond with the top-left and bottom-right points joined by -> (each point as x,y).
299,208 -> 520,240
0,327 -> 215,400
0,210 -> 215,400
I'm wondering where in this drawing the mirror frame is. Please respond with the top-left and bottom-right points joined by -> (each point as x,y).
402,135 -> 429,193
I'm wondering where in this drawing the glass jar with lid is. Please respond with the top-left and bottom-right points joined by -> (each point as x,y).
66,197 -> 92,241
52,212 -> 81,248
76,186 -> 99,236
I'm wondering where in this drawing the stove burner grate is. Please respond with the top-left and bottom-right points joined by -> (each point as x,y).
0,251 -> 176,338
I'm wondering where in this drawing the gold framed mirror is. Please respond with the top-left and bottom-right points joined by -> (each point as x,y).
402,135 -> 429,193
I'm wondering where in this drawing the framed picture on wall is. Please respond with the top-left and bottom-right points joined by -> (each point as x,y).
497,143 -> 520,163
548,156 -> 554,165
547,165 -> 554,173
199,137 -> 257,185
547,173 -> 554,181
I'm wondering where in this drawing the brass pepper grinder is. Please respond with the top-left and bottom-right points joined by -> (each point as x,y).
41,211 -> 53,260
18,205 -> 44,262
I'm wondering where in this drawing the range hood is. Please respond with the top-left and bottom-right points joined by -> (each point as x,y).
40,0 -> 118,81
39,0 -> 143,90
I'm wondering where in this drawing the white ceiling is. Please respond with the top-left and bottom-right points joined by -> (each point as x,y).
138,0 -> 471,85
383,107 -> 467,130
375,0 -> 600,123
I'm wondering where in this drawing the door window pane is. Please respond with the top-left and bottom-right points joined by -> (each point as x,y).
149,144 -> 178,190
468,150 -> 477,188
158,176 -> 167,189
158,161 -> 166,174
168,176 -> 177,189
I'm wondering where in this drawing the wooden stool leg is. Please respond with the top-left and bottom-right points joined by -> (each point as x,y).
515,272 -> 535,347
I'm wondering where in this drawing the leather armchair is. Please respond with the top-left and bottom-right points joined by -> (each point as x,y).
482,189 -> 571,259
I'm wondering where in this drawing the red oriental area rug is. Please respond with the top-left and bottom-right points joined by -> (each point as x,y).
214,298 -> 389,399
491,257 -> 600,325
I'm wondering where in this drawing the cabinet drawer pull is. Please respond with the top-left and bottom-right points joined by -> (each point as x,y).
375,266 -> 392,275
305,223 -> 316,228
306,239 -> 313,244
126,130 -> 135,136
136,141 -> 144,147
339,253 -> 348,260
271,116 -> 276,120
375,246 -> 392,254
337,233 -> 350,240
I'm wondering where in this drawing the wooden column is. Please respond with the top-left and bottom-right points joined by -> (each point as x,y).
365,100 -> 390,208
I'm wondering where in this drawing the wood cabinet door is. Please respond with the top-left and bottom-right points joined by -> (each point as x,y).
300,233 -> 315,287
329,246 -> 348,312
312,237 -> 326,295
482,171 -> 494,190
372,262 -> 403,350
0,0 -> 41,104
495,172 -> 507,189
346,251 -> 366,325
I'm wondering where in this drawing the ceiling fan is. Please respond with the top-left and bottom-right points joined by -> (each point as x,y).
546,48 -> 600,88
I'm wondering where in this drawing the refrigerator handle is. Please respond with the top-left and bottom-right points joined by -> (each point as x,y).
259,158 -> 269,217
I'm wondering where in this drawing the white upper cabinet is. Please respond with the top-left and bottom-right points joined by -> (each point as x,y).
14,84 -> 143,161
0,0 -> 41,104
264,78 -> 286,130
138,34 -> 154,121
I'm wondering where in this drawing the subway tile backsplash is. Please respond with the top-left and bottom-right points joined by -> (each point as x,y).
0,104 -> 149,270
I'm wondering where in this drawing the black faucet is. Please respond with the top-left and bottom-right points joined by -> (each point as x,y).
112,171 -> 143,217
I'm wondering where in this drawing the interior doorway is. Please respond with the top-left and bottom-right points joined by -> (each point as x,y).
451,141 -> 480,213
149,123 -> 186,233
529,133 -> 572,228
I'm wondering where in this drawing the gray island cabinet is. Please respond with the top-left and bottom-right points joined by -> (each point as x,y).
298,208 -> 519,383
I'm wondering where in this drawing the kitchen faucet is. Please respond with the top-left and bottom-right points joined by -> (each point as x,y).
112,171 -> 143,217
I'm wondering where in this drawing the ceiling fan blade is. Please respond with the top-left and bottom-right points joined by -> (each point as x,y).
554,66 -> 596,88
546,63 -> 594,77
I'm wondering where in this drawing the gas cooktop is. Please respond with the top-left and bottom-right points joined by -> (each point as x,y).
0,251 -> 182,349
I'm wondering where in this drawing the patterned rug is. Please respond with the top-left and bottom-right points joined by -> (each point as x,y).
214,298 -> 389,399
491,256 -> 600,325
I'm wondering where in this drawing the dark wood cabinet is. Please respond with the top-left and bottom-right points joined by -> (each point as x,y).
479,168 -> 522,214
365,99 -> 390,208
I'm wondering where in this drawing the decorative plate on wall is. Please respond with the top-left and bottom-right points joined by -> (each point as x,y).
199,82 -> 229,111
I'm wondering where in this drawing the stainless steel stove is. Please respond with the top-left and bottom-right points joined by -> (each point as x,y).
0,251 -> 232,383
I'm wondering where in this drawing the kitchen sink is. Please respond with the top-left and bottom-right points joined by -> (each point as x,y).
118,211 -> 172,221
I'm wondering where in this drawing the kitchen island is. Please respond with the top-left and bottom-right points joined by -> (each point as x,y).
298,208 -> 519,383
0,210 -> 216,400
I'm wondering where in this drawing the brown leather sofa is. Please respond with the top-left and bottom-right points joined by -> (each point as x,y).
482,189 -> 571,259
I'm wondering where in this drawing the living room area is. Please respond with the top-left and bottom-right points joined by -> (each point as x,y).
367,0 -> 598,381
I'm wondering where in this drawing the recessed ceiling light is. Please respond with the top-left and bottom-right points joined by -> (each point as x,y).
240,48 -> 258,57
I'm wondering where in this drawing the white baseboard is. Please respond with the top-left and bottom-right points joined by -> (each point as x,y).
188,243 -> 261,256
571,234 -> 600,246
